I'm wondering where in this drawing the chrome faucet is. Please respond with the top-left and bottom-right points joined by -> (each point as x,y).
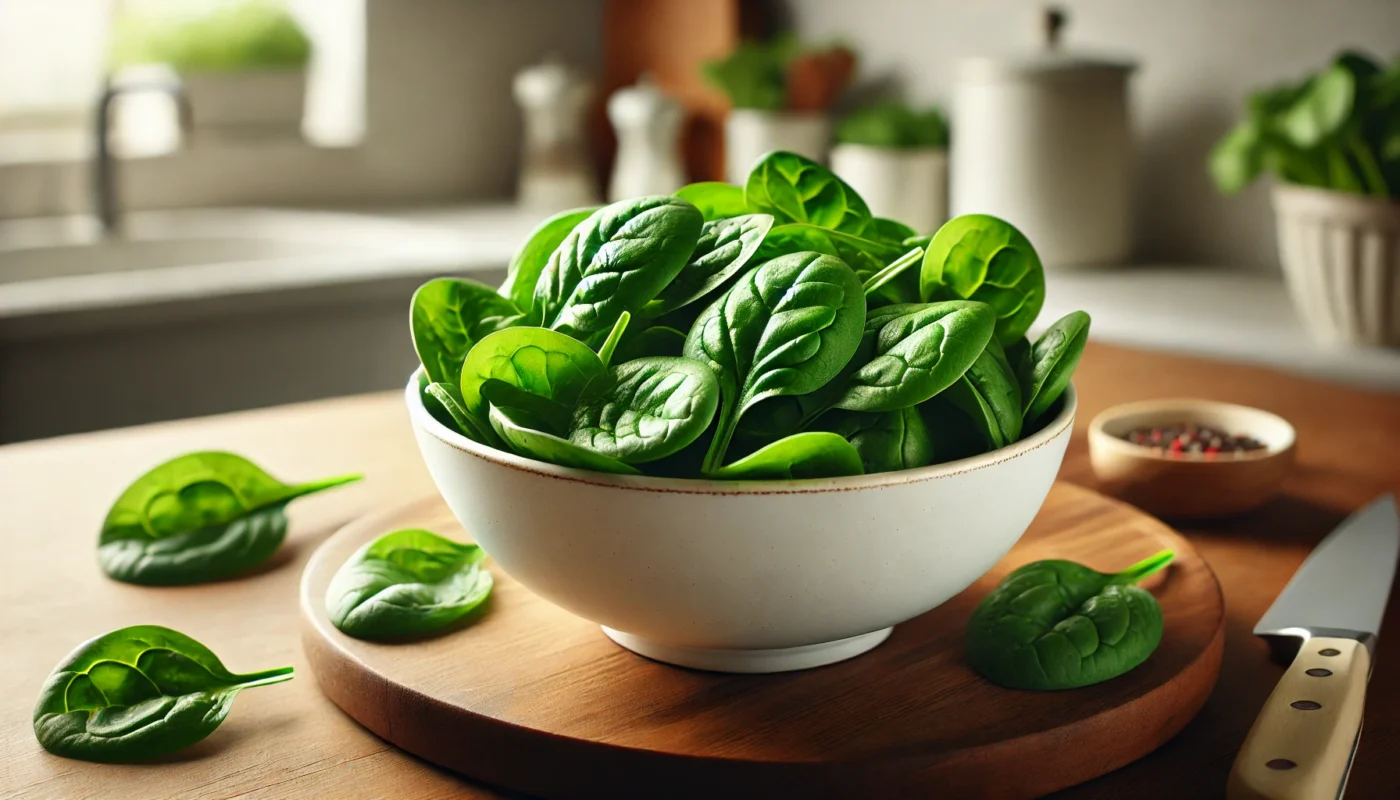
92,75 -> 193,236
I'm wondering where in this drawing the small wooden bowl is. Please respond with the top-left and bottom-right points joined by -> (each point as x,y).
1088,399 -> 1296,518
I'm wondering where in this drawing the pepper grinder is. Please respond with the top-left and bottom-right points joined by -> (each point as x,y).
512,56 -> 600,212
607,74 -> 684,201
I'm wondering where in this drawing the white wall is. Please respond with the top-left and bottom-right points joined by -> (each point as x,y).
790,0 -> 1400,272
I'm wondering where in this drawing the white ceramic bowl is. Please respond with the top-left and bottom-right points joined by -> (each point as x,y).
406,372 -> 1075,673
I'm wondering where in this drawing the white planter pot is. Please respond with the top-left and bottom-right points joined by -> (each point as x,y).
1273,184 -> 1400,349
182,69 -> 306,136
831,144 -> 948,234
724,110 -> 830,184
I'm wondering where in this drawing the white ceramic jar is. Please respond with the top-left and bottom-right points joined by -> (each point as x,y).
831,144 -> 948,234
607,76 -> 685,201
1273,184 -> 1400,349
513,58 -> 600,212
725,109 -> 830,184
952,53 -> 1135,267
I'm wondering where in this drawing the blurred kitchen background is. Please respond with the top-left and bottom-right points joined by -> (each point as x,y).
1,0 -> 1396,443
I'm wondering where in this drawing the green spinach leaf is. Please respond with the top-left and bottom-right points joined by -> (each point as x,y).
683,252 -> 866,472
943,339 -> 1023,449
98,453 -> 360,585
499,206 -> 598,315
488,406 -> 641,475
920,214 -> 1045,346
613,323 -> 686,362
710,431 -> 864,480
1020,311 -> 1091,423
33,625 -> 293,762
674,181 -> 749,220
816,407 -> 932,473
411,278 -> 523,385
569,357 -> 720,464
644,214 -> 774,317
872,216 -> 918,243
422,378 -> 498,446
965,551 -> 1174,690
744,151 -> 875,237
832,300 -> 995,413
326,529 -> 493,641
459,326 -> 606,426
533,196 -> 704,340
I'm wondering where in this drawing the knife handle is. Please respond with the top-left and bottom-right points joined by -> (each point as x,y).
1227,637 -> 1370,800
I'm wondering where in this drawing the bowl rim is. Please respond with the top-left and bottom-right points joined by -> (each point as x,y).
406,369 -> 1076,496
1087,397 -> 1296,464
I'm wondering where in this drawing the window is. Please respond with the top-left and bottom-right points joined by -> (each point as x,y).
0,0 -> 364,162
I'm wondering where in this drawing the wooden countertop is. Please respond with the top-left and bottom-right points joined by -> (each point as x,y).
3,342 -> 1398,799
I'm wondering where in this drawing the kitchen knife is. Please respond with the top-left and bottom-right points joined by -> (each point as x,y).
1228,494 -> 1399,800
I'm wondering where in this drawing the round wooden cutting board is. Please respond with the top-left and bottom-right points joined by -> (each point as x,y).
300,482 -> 1224,799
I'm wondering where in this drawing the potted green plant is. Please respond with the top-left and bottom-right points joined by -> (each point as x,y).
831,101 -> 949,233
702,36 -> 855,182
110,0 -> 312,137
1210,50 -> 1400,349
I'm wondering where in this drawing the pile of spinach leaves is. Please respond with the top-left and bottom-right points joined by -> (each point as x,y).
1210,50 -> 1400,198
413,151 -> 1090,480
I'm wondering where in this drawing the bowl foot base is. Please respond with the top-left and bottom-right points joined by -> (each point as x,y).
600,626 -> 892,673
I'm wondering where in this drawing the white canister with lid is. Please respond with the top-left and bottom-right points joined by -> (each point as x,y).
952,15 -> 1136,267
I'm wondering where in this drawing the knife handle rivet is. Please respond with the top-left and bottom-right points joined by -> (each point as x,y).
1266,759 -> 1297,770
1290,700 -> 1322,710
1318,648 -> 1341,656
1304,668 -> 1333,677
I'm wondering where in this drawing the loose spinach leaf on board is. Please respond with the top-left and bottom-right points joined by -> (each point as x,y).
943,338 -> 1023,449
459,326 -> 607,426
831,300 -> 995,413
710,431 -> 865,480
965,551 -> 1174,690
533,196 -> 704,340
1020,311 -> 1091,424
816,407 -> 933,473
745,151 -> 875,237
411,278 -> 523,385
643,214 -> 774,317
98,453 -> 360,586
920,214 -> 1045,346
499,206 -> 598,316
488,406 -> 641,475
33,625 -> 293,762
683,251 -> 866,473
570,357 -> 720,464
326,529 -> 493,641
674,181 -> 750,221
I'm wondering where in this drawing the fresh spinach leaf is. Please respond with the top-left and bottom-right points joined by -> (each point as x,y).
683,252 -> 866,472
326,529 -> 493,641
533,196 -> 704,340
710,431 -> 864,480
423,378 -> 498,446
459,326 -> 606,426
744,151 -> 875,237
411,278 -> 523,385
919,395 -> 995,463
816,407 -> 932,473
674,181 -> 749,220
1020,311 -> 1091,423
613,324 -> 687,362
965,551 -> 1174,690
98,452 -> 360,585
570,357 -> 720,464
33,625 -> 293,762
872,216 -> 919,243
644,214 -> 774,317
861,246 -> 924,299
595,310 -> 631,368
943,339 -> 1023,449
488,406 -> 641,475
499,206 -> 598,315
920,214 -> 1045,346
832,300 -> 995,413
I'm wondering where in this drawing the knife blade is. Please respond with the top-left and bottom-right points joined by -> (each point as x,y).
1228,494 -> 1399,800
